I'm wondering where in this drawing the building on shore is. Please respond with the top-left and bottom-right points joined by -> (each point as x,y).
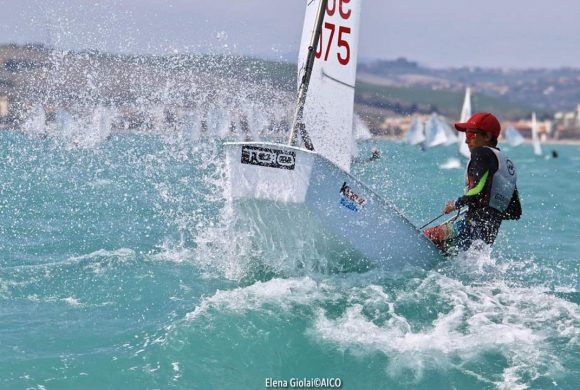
374,113 -> 559,142
506,117 -> 552,141
552,104 -> 580,139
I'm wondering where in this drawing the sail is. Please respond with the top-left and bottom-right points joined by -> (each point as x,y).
531,112 -> 543,156
457,87 -> 471,158
440,118 -> 458,145
406,116 -> 426,145
424,113 -> 447,148
298,0 -> 362,172
351,113 -> 372,159
505,126 -> 524,147
353,113 -> 372,141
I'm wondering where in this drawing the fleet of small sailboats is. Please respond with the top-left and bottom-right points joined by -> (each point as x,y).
405,87 -> 470,155
405,88 -> 543,161
406,113 -> 458,150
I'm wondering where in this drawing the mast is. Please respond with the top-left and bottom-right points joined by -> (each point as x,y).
287,0 -> 328,151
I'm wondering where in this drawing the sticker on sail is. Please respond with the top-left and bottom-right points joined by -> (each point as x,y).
339,181 -> 367,211
241,145 -> 296,170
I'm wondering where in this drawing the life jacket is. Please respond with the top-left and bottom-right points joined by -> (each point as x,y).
464,147 -> 517,213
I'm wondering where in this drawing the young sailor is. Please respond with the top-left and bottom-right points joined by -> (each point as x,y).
424,112 -> 522,254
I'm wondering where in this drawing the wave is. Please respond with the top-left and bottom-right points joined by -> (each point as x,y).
178,262 -> 578,387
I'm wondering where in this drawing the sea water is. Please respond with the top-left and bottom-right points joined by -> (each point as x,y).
1,130 -> 578,389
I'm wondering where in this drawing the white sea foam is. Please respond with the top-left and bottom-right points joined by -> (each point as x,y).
439,157 -> 462,170
186,277 -> 330,321
69,248 -> 136,275
451,243 -> 507,275
62,296 -> 82,306
70,248 -> 136,262
151,241 -> 195,264
182,270 -> 576,386
310,272 -> 577,385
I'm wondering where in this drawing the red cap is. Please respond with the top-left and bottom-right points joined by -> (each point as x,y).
454,112 -> 501,138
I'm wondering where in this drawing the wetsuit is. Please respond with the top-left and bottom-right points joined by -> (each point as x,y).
426,146 -> 522,254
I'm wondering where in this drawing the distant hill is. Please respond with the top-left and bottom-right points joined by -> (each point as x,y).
231,55 -> 561,120
1,45 -> 572,129
354,81 -> 547,120
358,58 -> 580,115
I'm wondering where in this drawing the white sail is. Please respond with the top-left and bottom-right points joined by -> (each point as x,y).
457,87 -> 471,158
298,0 -> 362,172
531,112 -> 543,156
353,113 -> 372,141
424,113 -> 447,148
440,118 -> 458,145
406,116 -> 426,145
351,113 -> 372,160
505,126 -> 524,148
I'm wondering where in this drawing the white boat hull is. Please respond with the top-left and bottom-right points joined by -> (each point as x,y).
225,142 -> 443,269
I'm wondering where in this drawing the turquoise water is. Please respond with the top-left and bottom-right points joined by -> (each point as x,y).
1,130 -> 578,389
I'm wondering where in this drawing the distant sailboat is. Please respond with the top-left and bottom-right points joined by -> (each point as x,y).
406,116 -> 426,146
531,112 -> 543,156
440,118 -> 458,146
424,113 -> 447,148
353,113 -> 372,142
351,113 -> 372,160
457,87 -> 471,158
439,158 -> 462,170
504,126 -> 525,148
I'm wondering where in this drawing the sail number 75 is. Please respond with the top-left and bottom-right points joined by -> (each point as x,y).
315,0 -> 352,65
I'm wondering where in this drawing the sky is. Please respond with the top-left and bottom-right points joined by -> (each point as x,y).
1,0 -> 579,69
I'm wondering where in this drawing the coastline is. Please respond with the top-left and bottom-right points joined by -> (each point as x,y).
371,135 -> 580,146
4,124 -> 580,145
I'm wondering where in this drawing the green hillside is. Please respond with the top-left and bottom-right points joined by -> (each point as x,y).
355,81 -> 552,120
229,56 -> 553,120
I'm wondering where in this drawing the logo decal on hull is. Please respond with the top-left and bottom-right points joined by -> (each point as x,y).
339,181 -> 367,211
241,145 -> 296,170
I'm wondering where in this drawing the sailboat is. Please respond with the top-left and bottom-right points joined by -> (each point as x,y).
504,126 -> 525,148
424,113 -> 448,148
405,115 -> 426,146
224,0 -> 441,268
440,117 -> 458,146
351,113 -> 372,160
531,112 -> 543,156
353,113 -> 372,142
439,110 -> 462,169
457,87 -> 471,158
